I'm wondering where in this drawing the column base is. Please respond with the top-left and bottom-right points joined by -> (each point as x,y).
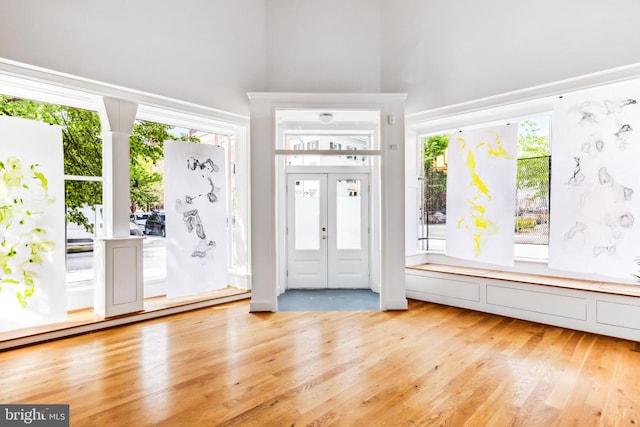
94,236 -> 144,318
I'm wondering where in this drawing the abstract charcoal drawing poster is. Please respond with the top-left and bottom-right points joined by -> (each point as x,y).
0,116 -> 65,332
549,80 -> 640,282
164,141 -> 228,298
445,124 -> 517,266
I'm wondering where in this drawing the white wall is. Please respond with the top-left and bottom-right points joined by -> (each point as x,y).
0,0 -> 265,115
264,0 -> 382,93
381,0 -> 640,114
3,1 -> 640,117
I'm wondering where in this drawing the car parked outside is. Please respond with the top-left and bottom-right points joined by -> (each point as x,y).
428,211 -> 446,224
130,212 -> 149,229
144,212 -> 166,236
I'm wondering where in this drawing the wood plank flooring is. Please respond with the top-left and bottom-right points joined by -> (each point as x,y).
1,299 -> 639,426
0,287 -> 249,347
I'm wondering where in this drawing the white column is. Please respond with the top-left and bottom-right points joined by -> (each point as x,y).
94,97 -> 144,318
380,100 -> 409,310
248,96 -> 277,311
100,97 -> 138,237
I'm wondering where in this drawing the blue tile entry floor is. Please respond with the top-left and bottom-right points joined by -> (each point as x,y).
277,289 -> 380,311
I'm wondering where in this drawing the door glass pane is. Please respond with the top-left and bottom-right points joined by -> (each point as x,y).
336,179 -> 361,250
294,180 -> 320,250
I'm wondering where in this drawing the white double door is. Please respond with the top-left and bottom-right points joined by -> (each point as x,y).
287,173 -> 369,288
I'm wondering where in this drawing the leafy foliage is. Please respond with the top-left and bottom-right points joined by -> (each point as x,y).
129,121 -> 170,212
516,120 -> 550,200
1,95 -> 103,231
129,121 -> 200,212
424,134 -> 449,160
422,134 -> 449,216
130,157 -> 162,212
515,217 -> 537,231
518,120 -> 550,158
0,96 -> 191,225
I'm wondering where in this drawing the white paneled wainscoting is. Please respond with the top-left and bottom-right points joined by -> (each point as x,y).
406,264 -> 640,341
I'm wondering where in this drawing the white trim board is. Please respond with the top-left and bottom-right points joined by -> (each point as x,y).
1,293 -> 251,351
406,267 -> 640,342
406,62 -> 640,134
0,58 -> 249,130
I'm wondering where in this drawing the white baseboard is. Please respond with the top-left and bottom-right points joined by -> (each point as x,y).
406,268 -> 640,342
1,293 -> 251,351
249,300 -> 276,312
381,297 -> 409,311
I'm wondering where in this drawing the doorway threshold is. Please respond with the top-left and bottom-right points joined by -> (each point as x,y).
278,289 -> 379,311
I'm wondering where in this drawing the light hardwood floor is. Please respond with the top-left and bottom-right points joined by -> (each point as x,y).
1,299 -> 639,426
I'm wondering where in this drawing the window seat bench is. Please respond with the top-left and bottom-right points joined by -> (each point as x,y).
406,263 -> 640,341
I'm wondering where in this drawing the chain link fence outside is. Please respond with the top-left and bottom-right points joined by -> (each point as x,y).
420,155 -> 551,249
515,156 -> 550,245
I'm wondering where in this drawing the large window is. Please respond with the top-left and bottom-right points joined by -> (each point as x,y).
0,94 -> 104,292
515,118 -> 550,250
0,95 -> 240,306
130,120 -> 236,298
419,116 -> 551,259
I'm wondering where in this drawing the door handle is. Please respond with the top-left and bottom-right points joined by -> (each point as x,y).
322,235 -> 327,240
322,227 -> 327,231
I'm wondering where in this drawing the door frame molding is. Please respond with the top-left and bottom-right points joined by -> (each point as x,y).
248,92 -> 408,312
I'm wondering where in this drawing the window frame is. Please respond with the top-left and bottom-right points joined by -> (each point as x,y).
406,64 -> 640,283
0,63 -> 251,312
417,114 -> 552,260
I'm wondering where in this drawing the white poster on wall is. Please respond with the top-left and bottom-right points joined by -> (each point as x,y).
549,80 -> 640,282
445,124 -> 518,266
0,116 -> 65,332
164,140 -> 228,298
